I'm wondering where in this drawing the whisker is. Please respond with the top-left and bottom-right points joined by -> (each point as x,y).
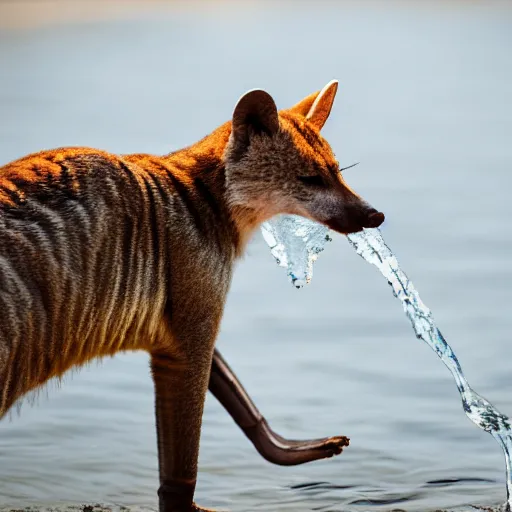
339,162 -> 359,173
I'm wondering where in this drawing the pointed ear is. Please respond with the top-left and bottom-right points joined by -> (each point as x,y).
231,89 -> 279,150
288,91 -> 320,117
306,80 -> 338,130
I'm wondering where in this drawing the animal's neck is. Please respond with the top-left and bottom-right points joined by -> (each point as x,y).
162,122 -> 262,257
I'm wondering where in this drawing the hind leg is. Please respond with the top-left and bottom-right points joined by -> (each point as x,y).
209,349 -> 349,466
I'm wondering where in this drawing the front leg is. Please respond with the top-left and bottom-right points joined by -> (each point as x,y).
151,318 -> 218,512
209,349 -> 349,465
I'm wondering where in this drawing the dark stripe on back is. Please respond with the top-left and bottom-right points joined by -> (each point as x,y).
54,161 -> 76,199
0,185 -> 24,207
193,176 -> 222,219
164,169 -> 205,235
134,156 -> 206,236
118,215 -> 134,303
142,175 -> 162,269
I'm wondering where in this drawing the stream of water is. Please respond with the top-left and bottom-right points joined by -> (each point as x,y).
262,216 -> 512,510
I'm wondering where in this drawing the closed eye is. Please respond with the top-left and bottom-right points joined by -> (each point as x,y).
297,175 -> 326,187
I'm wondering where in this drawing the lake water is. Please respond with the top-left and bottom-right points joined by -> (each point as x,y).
0,1 -> 511,511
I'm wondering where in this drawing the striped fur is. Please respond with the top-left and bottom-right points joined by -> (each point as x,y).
0,136 -> 236,414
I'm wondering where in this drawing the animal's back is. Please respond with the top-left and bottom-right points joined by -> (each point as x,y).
0,147 -> 170,415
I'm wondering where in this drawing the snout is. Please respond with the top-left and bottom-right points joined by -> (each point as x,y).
324,206 -> 385,234
363,209 -> 385,229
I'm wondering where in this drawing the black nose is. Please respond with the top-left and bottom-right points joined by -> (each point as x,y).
364,209 -> 385,228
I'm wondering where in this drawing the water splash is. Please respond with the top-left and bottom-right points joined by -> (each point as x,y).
261,217 -> 512,510
261,215 -> 331,288
347,228 -> 512,510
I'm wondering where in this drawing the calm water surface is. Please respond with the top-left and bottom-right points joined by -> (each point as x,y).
0,2 -> 511,511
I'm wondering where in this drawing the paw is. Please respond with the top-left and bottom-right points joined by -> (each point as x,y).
192,505 -> 221,512
317,435 -> 350,457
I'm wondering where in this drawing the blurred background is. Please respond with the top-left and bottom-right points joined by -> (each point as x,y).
0,1 -> 511,511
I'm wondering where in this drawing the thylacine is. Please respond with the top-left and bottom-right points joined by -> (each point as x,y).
0,81 -> 384,511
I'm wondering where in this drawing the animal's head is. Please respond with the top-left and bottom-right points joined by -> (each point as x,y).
224,80 -> 384,236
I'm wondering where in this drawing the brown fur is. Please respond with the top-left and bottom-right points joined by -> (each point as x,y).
0,81 -> 383,511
